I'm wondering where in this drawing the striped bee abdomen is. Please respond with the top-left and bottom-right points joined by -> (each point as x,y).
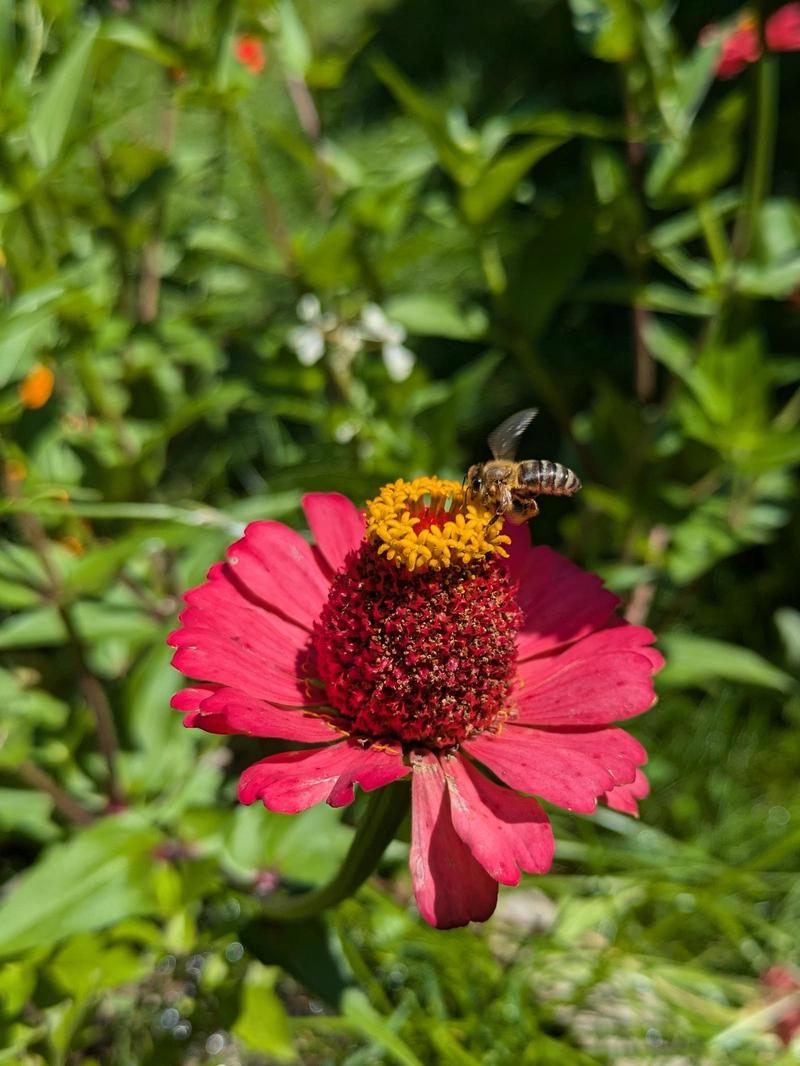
519,460 -> 581,496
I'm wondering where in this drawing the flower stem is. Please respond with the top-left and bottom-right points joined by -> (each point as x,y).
733,53 -> 778,262
258,782 -> 410,922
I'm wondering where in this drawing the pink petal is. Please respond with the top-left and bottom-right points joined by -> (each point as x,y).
465,724 -> 646,814
226,521 -> 331,631
183,562 -> 310,661
603,768 -> 650,817
514,547 -> 618,660
182,687 -> 344,743
767,3 -> 800,51
516,648 -> 658,727
169,632 -> 312,709
595,619 -> 665,670
169,561 -> 318,706
171,684 -> 221,711
238,739 -> 409,814
302,493 -> 364,576
443,755 -> 554,885
409,753 -> 498,929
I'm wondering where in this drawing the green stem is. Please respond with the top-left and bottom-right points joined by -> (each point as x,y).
733,54 -> 778,262
257,782 -> 410,922
696,199 -> 729,277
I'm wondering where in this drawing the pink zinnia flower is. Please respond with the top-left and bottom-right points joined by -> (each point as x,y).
169,478 -> 661,929
704,4 -> 800,78
235,34 -> 266,75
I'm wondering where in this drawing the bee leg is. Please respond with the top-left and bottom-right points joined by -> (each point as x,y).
485,508 -> 503,530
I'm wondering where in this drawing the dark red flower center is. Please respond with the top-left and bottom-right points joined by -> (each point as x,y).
311,540 -> 521,748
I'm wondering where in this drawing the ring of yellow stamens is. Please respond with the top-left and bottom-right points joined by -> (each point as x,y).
365,476 -> 510,572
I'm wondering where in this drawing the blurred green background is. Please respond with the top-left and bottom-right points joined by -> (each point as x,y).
2,0 -> 800,1062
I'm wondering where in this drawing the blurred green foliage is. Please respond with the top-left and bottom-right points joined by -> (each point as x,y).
1,0 -> 800,1062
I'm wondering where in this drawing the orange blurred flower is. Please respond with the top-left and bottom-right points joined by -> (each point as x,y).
59,535 -> 85,557
235,34 -> 266,75
18,364 -> 54,410
4,459 -> 27,482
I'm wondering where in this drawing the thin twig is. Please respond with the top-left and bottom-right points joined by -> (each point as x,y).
16,760 -> 94,827
56,604 -> 125,807
2,465 -> 125,807
137,84 -> 179,324
624,525 -> 670,627
284,73 -> 331,215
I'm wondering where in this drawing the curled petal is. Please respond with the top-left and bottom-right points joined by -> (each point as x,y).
514,547 -> 618,660
465,725 -> 645,814
602,767 -> 650,817
443,755 -> 554,885
181,688 -> 343,743
410,752 -> 498,928
302,493 -> 365,576
593,619 -> 665,670
238,739 -> 409,814
171,684 -> 222,712
226,521 -> 331,631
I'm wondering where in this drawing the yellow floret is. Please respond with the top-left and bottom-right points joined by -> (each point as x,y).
365,476 -> 509,572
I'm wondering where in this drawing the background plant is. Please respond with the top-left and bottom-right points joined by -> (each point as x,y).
1,0 -> 800,1063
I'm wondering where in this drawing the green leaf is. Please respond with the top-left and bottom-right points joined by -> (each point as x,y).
232,963 -> 296,1061
0,603 -> 153,651
576,280 -> 715,316
0,960 -> 37,1018
222,803 -> 352,884
341,989 -> 425,1066
658,634 -> 796,693
646,93 -> 746,204
507,190 -> 596,338
569,0 -> 636,62
242,916 -> 352,1008
29,20 -> 99,169
647,190 -> 741,251
775,607 -> 800,670
0,789 -> 58,842
383,294 -> 488,341
48,934 -> 147,999
735,257 -> 800,299
61,524 -> 196,599
0,815 -> 163,958
277,0 -> 312,77
371,56 -> 476,185
460,137 -> 566,224
101,18 -> 185,68
0,308 -> 57,388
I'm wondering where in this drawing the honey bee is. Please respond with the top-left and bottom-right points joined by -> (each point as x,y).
465,408 -> 581,525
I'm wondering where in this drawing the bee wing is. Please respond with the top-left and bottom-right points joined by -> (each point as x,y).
487,408 -> 539,461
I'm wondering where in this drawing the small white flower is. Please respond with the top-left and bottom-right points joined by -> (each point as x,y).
382,340 -> 415,382
334,419 -> 360,443
336,325 -> 363,355
296,293 -> 322,322
288,325 -> 325,366
360,303 -> 406,346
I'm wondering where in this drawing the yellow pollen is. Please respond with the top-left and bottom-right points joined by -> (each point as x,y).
364,476 -> 510,572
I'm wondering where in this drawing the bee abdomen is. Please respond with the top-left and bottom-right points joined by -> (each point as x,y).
519,460 -> 581,495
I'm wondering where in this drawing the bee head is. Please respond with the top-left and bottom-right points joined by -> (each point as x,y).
465,464 -> 483,495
